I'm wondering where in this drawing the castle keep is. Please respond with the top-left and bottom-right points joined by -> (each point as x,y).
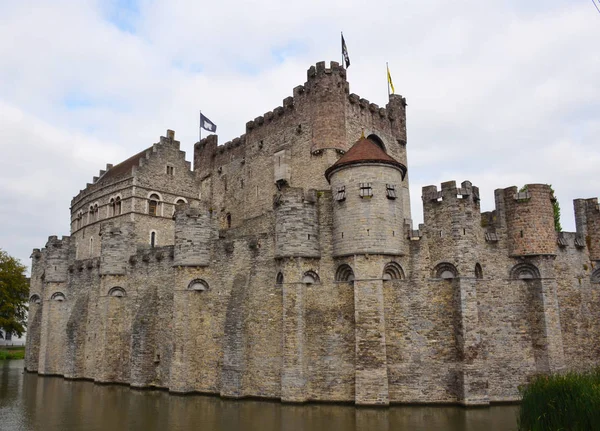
26,61 -> 600,406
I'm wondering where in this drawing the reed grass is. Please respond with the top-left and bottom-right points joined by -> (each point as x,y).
518,368 -> 600,431
0,346 -> 25,360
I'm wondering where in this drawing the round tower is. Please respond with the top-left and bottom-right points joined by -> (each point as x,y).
274,187 -> 320,258
173,203 -> 212,267
503,184 -> 556,257
325,136 -> 408,257
422,180 -> 483,274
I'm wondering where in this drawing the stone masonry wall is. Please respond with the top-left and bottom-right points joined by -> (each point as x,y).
24,61 -> 600,407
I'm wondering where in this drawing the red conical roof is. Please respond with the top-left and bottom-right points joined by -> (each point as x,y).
324,137 -> 407,182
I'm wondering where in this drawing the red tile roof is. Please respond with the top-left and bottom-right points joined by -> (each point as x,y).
325,137 -> 406,182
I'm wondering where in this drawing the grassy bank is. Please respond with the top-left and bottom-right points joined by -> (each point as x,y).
0,346 -> 25,360
518,369 -> 600,431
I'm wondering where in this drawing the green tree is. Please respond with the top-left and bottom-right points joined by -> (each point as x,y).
0,249 -> 29,338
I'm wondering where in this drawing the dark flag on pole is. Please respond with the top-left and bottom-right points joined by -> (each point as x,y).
200,113 -> 217,133
341,33 -> 350,68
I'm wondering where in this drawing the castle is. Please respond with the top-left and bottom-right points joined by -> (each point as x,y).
25,61 -> 600,406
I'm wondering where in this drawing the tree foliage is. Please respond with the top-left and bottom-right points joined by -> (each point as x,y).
549,184 -> 562,232
0,249 -> 29,338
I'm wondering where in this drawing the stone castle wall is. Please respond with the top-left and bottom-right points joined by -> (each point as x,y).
25,61 -> 600,406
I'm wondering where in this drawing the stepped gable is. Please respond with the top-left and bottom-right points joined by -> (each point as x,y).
99,147 -> 150,181
324,136 -> 406,182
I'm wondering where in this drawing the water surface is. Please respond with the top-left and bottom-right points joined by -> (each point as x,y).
1,360 -> 518,431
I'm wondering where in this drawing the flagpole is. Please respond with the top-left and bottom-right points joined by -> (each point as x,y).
199,110 -> 202,142
386,62 -> 390,99
341,32 -> 344,68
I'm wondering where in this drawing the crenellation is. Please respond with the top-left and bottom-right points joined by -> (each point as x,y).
26,61 -> 600,407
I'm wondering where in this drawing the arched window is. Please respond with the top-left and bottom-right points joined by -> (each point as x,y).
302,270 -> 320,285
276,272 -> 284,285
173,198 -> 186,215
94,204 -> 99,220
29,294 -> 41,305
335,264 -> 355,282
383,262 -> 405,280
115,196 -> 122,215
89,205 -> 94,222
367,134 -> 386,152
51,292 -> 66,302
150,231 -> 156,247
226,213 -> 232,229
510,263 -> 541,280
475,263 -> 483,279
433,262 -> 458,279
108,287 -> 126,297
109,198 -> 115,216
148,193 -> 160,216
592,268 -> 600,283
188,279 -> 209,291
89,237 -> 93,257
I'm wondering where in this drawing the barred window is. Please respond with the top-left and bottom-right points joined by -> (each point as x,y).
334,186 -> 346,201
386,184 -> 397,199
359,183 -> 372,198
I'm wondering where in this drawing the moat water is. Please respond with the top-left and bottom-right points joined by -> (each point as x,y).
0,360 -> 518,431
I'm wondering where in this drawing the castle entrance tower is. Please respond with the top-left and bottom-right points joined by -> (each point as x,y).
325,136 -> 408,405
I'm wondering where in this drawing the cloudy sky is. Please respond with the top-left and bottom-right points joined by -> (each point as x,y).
1,0 -> 599,271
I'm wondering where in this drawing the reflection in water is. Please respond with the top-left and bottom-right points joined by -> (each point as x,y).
1,360 -> 518,431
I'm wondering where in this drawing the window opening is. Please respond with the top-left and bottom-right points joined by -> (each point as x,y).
359,183 -> 373,198
188,279 -> 209,291
226,213 -> 232,229
150,232 -> 156,247
149,194 -> 160,216
115,197 -> 121,215
386,184 -> 397,200
334,186 -> 346,202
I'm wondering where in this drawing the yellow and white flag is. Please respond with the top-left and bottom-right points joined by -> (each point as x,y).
387,64 -> 395,95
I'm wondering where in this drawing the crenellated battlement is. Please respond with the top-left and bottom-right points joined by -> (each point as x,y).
422,180 -> 480,206
41,235 -> 72,283
502,184 -> 556,257
574,197 -> 600,260
421,180 -> 483,270
193,61 -> 407,171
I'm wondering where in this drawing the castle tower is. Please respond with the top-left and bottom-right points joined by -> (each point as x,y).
324,136 -> 408,406
173,203 -> 213,267
43,236 -> 71,283
274,188 -> 320,258
99,222 -> 136,275
503,184 -> 565,375
325,136 -> 408,257
25,248 -> 45,372
304,61 -> 349,154
574,197 -> 600,261
422,180 -> 483,273
421,181 -> 488,405
503,184 -> 556,257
